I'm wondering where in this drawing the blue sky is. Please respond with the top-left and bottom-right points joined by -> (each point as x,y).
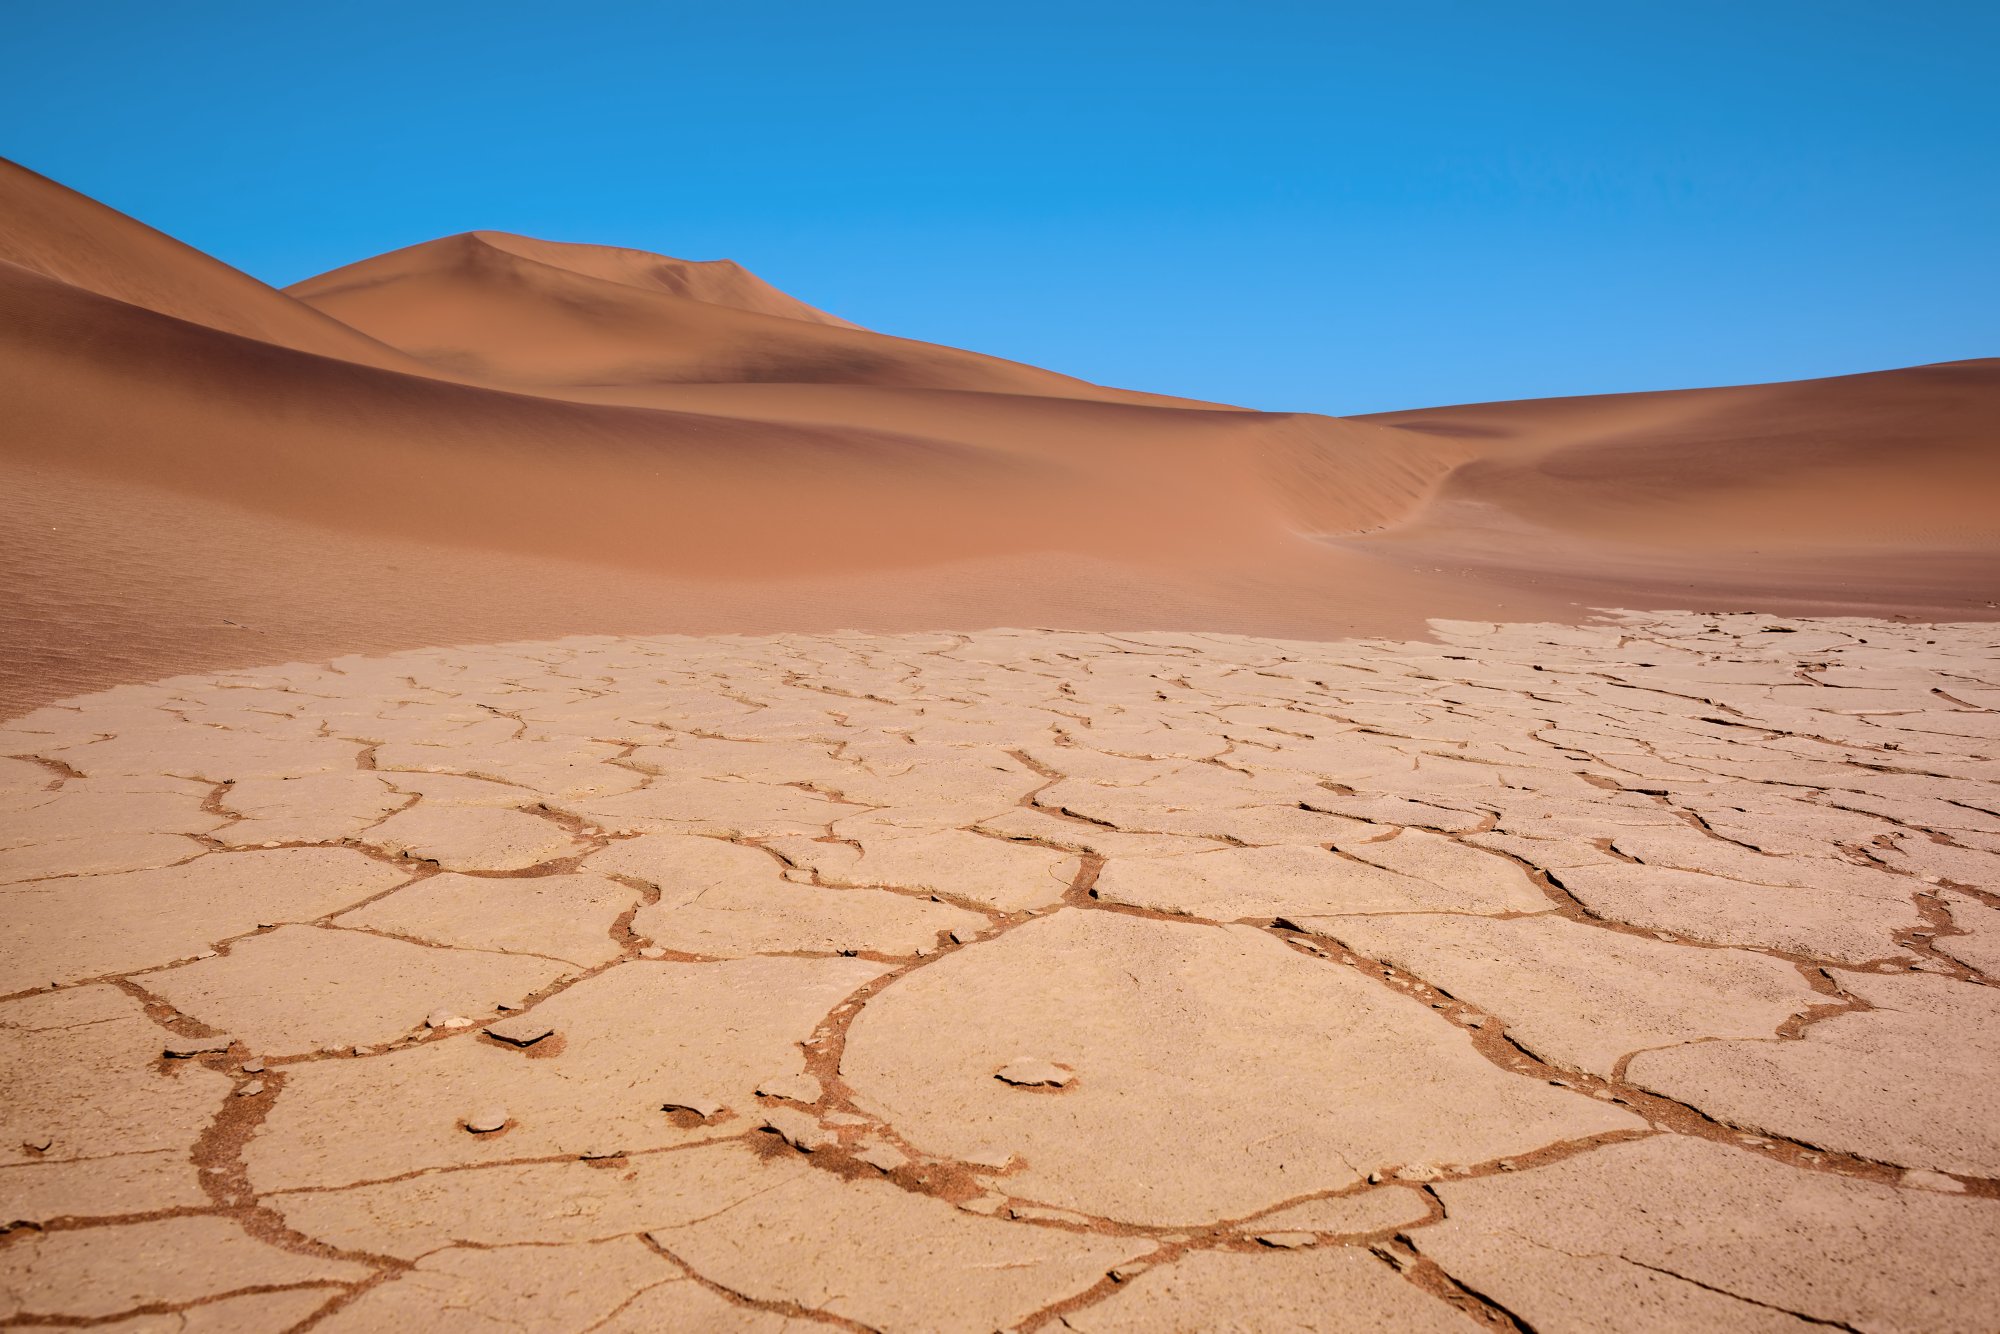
6,1 -> 1995,413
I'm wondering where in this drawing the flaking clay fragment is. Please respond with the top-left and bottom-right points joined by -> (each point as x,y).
239,1058 -> 265,1073
856,1140 -> 911,1173
426,1008 -> 472,1029
163,1036 -> 231,1058
237,1080 -> 265,1097
485,1016 -> 554,1046
1254,1231 -> 1318,1249
462,1106 -> 509,1134
761,1105 -> 834,1152
757,1071 -> 823,1104
994,1057 -> 1074,1087
661,1096 -> 726,1120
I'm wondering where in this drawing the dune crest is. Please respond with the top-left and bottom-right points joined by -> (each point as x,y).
444,231 -> 864,329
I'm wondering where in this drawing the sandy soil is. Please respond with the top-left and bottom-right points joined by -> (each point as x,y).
4,158 -> 2000,1327
3,613 -> 1998,1330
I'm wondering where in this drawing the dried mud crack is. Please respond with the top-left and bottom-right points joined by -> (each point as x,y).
2,611 -> 1998,1331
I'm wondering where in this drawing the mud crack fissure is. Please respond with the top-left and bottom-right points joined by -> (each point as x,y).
1,611 -> 1997,1330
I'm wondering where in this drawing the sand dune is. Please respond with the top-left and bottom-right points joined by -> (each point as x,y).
1,158 -> 1994,713
288,228 -> 1210,405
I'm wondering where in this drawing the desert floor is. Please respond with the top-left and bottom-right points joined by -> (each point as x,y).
4,610 -> 1997,1332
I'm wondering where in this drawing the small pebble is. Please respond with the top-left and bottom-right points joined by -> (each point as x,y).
638,946 -> 667,960
463,1106 -> 510,1134
426,1009 -> 473,1030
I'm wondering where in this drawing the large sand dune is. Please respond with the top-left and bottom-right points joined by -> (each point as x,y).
1,155 -> 1994,713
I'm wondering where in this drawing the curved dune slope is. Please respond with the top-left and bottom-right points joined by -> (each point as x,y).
0,256 -> 1454,573
1366,360 -> 2000,551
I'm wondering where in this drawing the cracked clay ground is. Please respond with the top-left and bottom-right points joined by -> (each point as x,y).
3,611 -> 1999,1332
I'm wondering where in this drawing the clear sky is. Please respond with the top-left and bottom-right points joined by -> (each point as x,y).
5,1 -> 1995,414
